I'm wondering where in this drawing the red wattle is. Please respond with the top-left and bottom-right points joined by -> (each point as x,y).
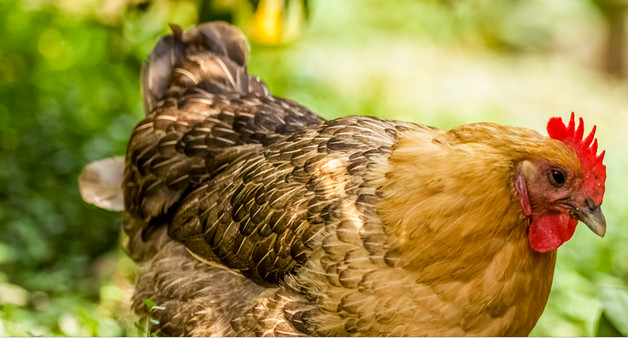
528,214 -> 578,253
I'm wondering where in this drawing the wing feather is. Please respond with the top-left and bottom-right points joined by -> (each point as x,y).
124,23 -> 424,286
168,116 -> 416,284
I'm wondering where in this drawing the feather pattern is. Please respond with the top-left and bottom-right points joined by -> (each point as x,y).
125,22 -> 434,335
119,22 -> 597,337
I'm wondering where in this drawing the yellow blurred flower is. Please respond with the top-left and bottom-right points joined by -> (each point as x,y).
249,0 -> 304,46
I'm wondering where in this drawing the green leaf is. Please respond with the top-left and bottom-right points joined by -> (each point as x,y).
134,322 -> 145,334
596,311 -> 623,337
599,288 -> 628,336
143,299 -> 157,309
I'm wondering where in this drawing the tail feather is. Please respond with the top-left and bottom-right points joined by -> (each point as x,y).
142,22 -> 268,114
124,22 -> 323,263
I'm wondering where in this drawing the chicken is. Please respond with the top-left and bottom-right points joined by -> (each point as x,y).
85,22 -> 608,336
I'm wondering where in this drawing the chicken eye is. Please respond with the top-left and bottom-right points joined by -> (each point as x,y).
548,169 -> 566,188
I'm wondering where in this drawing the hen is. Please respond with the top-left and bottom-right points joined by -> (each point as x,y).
81,22 -> 607,336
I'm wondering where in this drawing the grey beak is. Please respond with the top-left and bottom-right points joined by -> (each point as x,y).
574,204 -> 607,237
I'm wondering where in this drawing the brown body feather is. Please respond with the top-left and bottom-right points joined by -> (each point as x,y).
123,22 -> 579,336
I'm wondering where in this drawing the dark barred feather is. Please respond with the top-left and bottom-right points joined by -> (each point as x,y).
124,22 -> 426,336
124,22 -> 322,262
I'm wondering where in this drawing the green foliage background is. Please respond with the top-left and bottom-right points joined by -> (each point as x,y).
0,0 -> 627,336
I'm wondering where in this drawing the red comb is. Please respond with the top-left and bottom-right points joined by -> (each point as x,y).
546,112 -> 606,204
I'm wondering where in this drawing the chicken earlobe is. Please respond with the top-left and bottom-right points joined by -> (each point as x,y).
515,171 -> 578,253
515,174 -> 531,216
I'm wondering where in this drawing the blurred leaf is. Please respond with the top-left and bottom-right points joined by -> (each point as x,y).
134,321 -> 146,335
599,288 -> 628,335
597,311 -> 624,337
0,283 -> 29,306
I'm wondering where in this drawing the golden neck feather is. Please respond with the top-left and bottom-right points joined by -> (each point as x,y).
376,123 -> 569,270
